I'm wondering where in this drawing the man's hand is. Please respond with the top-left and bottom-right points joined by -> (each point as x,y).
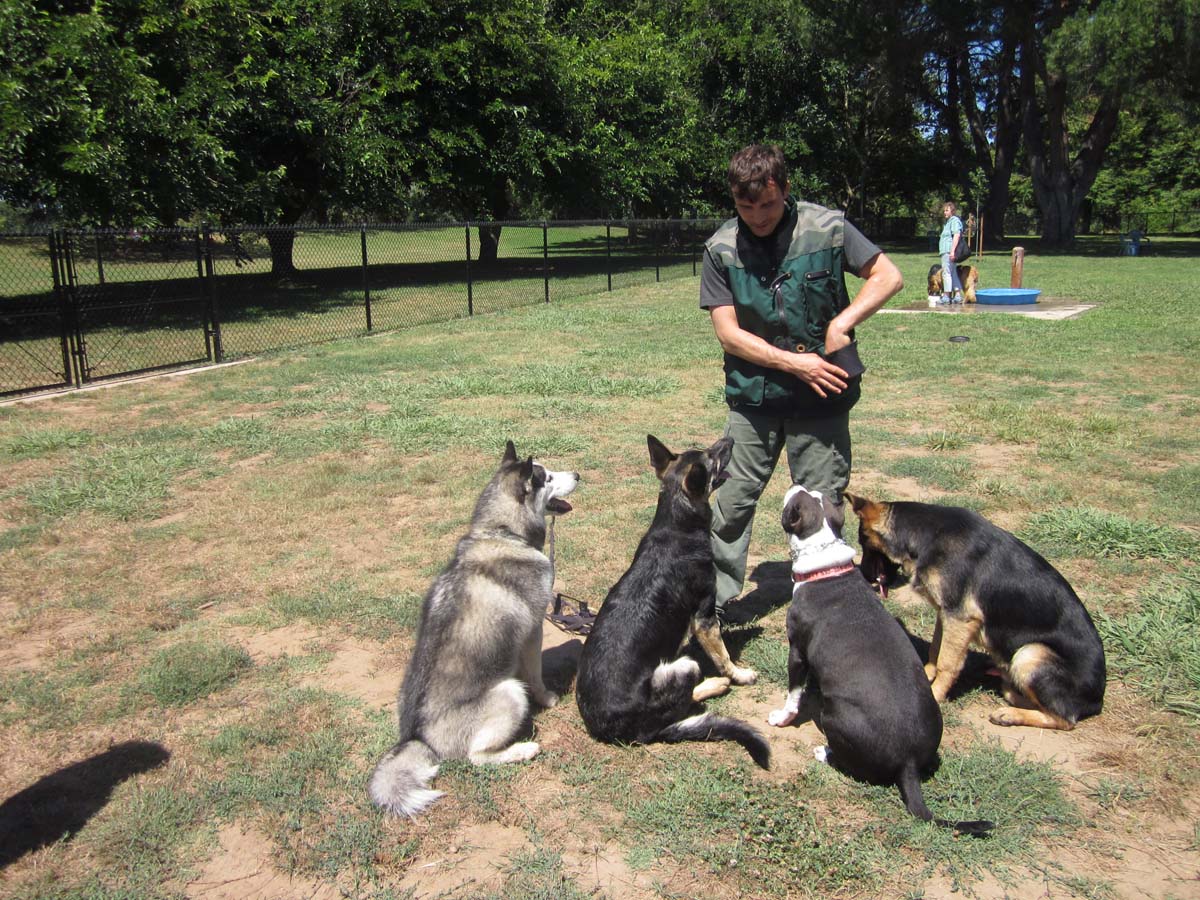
783,352 -> 847,399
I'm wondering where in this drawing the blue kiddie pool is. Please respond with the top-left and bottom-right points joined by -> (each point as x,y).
976,288 -> 1042,305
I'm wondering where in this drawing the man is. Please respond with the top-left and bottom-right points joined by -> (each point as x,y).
699,144 -> 903,621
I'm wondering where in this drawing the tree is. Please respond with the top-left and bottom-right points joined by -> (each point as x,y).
0,0 -> 218,225
1017,0 -> 1197,245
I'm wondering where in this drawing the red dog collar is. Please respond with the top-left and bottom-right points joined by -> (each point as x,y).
792,562 -> 856,584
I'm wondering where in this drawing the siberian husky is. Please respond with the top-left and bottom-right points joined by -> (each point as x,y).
368,441 -> 578,817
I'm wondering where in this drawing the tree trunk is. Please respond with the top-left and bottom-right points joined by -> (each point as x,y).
265,227 -> 297,278
1020,15 -> 1123,247
477,224 -> 502,263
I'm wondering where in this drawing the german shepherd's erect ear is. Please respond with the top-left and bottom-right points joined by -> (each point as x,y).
647,435 -> 677,480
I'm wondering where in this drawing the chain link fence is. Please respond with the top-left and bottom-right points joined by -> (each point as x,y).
1,220 -> 718,398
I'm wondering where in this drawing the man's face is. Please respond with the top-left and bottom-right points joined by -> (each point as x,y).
734,180 -> 788,237
943,204 -> 954,219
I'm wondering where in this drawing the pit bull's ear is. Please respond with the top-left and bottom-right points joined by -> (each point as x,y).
781,493 -> 802,533
647,435 -> 676,480
823,495 -> 846,537
503,440 -> 518,464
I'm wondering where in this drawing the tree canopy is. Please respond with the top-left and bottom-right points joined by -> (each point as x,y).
2,0 -> 1198,248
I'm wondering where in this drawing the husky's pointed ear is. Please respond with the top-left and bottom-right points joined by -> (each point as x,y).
647,435 -> 675,480
502,440 -> 518,464
518,456 -> 534,483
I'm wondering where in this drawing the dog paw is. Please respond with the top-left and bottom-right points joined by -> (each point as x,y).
693,676 -> 731,702
535,691 -> 559,709
813,745 -> 830,764
509,741 -> 541,761
767,708 -> 797,727
989,708 -> 1022,727
729,666 -> 758,686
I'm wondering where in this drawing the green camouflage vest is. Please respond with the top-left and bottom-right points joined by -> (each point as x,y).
706,201 -> 859,413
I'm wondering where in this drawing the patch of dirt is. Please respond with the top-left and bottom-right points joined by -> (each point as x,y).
0,615 -> 100,670
184,824 -> 342,900
397,821 -> 530,898
301,640 -> 400,711
233,623 -> 326,663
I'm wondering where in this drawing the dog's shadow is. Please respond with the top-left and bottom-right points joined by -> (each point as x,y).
541,639 -> 583,698
0,740 -> 171,870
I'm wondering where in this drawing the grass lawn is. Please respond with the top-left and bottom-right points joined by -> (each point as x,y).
0,239 -> 1197,899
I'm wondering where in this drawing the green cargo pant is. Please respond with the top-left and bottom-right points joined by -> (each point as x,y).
711,406 -> 852,612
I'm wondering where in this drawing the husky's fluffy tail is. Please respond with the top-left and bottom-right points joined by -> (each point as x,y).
897,761 -> 993,837
368,739 -> 443,818
656,712 -> 771,769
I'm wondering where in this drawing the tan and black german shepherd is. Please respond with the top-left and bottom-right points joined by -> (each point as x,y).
847,493 -> 1106,731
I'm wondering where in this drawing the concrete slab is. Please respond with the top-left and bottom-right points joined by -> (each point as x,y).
884,296 -> 1096,321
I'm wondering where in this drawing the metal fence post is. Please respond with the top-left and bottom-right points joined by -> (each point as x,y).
654,223 -> 661,282
465,225 -> 474,316
49,230 -> 75,387
95,232 -> 106,285
202,225 -> 223,362
543,222 -> 550,303
361,224 -> 373,331
606,223 -> 612,292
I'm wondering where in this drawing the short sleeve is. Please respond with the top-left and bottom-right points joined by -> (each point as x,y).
842,220 -> 883,277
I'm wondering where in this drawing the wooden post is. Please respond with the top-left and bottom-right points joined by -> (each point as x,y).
1011,246 -> 1025,288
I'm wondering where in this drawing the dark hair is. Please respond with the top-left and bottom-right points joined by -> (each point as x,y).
943,200 -> 957,213
728,145 -> 789,199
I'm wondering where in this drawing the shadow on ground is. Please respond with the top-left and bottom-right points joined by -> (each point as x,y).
0,740 -> 171,869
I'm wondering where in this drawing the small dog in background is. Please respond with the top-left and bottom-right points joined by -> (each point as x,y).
369,441 -> 579,818
927,263 -> 979,303
848,493 -> 1106,731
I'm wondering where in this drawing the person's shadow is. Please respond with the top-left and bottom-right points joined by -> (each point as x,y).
728,560 -> 794,624
0,740 -> 170,869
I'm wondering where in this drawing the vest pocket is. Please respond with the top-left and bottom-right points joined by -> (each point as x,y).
799,272 -> 840,351
724,361 -> 764,406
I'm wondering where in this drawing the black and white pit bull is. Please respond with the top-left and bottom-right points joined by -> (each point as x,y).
769,485 -> 991,833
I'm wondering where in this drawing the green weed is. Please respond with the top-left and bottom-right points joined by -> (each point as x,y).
1095,575 -> 1200,722
134,640 -> 253,706
1022,507 -> 1198,561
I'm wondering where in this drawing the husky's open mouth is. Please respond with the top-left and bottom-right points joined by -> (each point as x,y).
546,498 -> 573,515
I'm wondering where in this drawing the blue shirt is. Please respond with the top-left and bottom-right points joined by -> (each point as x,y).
939,216 -> 963,254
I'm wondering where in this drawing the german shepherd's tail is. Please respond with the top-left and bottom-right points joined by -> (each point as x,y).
368,739 -> 443,818
897,761 -> 993,837
656,713 -> 771,769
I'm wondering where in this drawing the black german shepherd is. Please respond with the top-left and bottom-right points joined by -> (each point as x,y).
575,435 -> 769,768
